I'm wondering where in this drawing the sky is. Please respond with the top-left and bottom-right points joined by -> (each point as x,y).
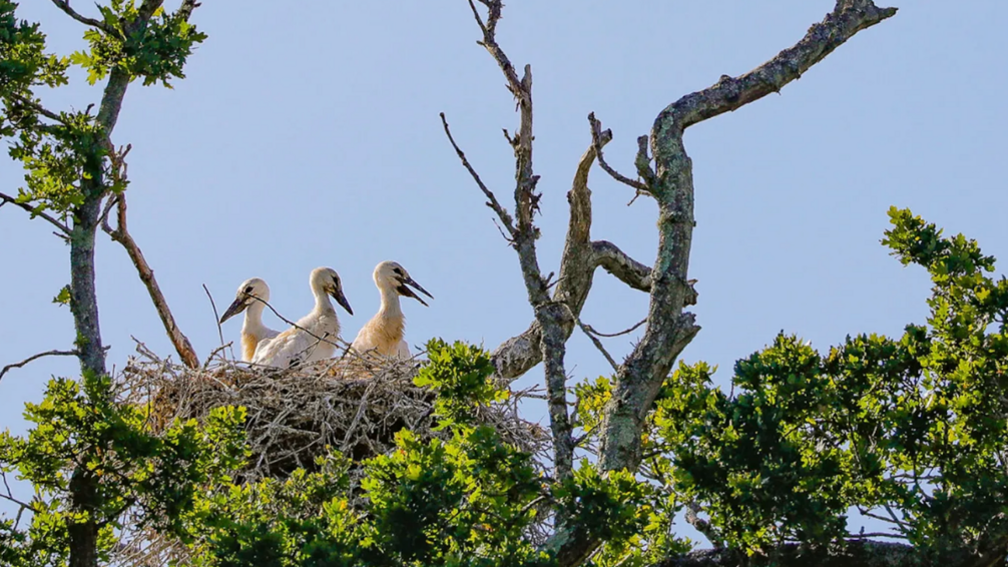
1,0 -> 1007,548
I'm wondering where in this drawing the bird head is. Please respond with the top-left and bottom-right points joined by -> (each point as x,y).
374,260 -> 433,307
220,277 -> 269,324
312,267 -> 353,315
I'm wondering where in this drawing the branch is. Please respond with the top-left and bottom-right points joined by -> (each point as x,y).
490,130 -> 658,381
591,240 -> 653,293
466,0 -> 574,487
101,193 -> 200,369
0,349 -> 78,382
178,0 -> 201,21
0,192 -> 71,236
49,0 -> 112,33
553,2 -> 897,565
685,502 -> 724,549
440,112 -> 516,240
588,113 -> 649,193
575,317 -> 619,372
656,1 -> 898,132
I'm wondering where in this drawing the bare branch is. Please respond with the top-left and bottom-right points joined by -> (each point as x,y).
202,283 -> 230,359
101,193 -> 200,369
657,2 -> 898,132
440,112 -> 516,240
575,318 -> 619,372
634,135 -> 657,188
591,240 -> 653,293
49,0 -> 113,32
685,502 -> 724,549
0,192 -> 72,235
553,2 -> 897,565
0,349 -> 79,382
490,131 -> 656,382
585,318 -> 646,339
465,0 -> 574,485
588,113 -> 649,193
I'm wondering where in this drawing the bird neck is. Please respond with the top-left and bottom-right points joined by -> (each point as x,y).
242,301 -> 268,335
378,285 -> 403,319
312,285 -> 335,315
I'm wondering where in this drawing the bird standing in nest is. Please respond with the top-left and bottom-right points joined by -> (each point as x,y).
351,260 -> 433,359
219,277 -> 280,362
252,267 -> 353,368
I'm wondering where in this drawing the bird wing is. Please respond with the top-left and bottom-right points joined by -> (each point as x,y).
242,327 -> 280,362
252,327 -> 316,368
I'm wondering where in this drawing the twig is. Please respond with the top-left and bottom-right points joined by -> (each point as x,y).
202,283 -> 231,360
0,349 -> 78,382
584,318 -> 647,338
574,317 -> 619,372
49,0 -> 113,33
102,193 -> 200,369
0,192 -> 72,236
249,297 -> 351,353
588,113 -> 649,193
8,92 -> 67,125
440,112 -> 516,240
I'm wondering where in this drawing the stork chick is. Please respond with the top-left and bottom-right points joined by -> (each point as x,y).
351,261 -> 433,359
252,267 -> 353,368
219,277 -> 279,362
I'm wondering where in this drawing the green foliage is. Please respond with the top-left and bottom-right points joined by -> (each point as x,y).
0,0 -> 204,219
0,373 -> 247,565
415,338 -> 508,428
0,1 -> 68,99
70,0 -> 206,87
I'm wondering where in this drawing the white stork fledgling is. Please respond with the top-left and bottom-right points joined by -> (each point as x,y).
251,267 -> 353,368
351,261 -> 432,360
219,277 -> 280,362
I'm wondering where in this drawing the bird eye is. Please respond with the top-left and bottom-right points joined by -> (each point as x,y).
244,286 -> 253,293
393,267 -> 403,276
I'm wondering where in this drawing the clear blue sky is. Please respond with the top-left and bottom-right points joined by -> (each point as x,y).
2,0 -> 1006,545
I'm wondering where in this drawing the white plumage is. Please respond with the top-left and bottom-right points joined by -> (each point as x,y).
252,267 -> 353,368
351,261 -> 432,360
219,277 -> 280,362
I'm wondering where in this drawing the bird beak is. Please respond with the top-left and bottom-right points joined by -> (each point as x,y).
330,287 -> 353,315
219,296 -> 248,324
396,276 -> 433,307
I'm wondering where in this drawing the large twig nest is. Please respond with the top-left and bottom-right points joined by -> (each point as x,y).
120,342 -> 549,482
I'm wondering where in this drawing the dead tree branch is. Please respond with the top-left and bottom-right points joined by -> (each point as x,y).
0,349 -> 79,383
458,0 -> 576,485
548,2 -> 898,565
0,191 -> 72,236
49,0 -> 113,32
101,192 -> 200,369
489,124 -> 655,381
440,112 -> 516,240
588,113 -> 649,193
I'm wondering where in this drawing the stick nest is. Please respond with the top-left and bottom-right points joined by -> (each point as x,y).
120,342 -> 549,483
